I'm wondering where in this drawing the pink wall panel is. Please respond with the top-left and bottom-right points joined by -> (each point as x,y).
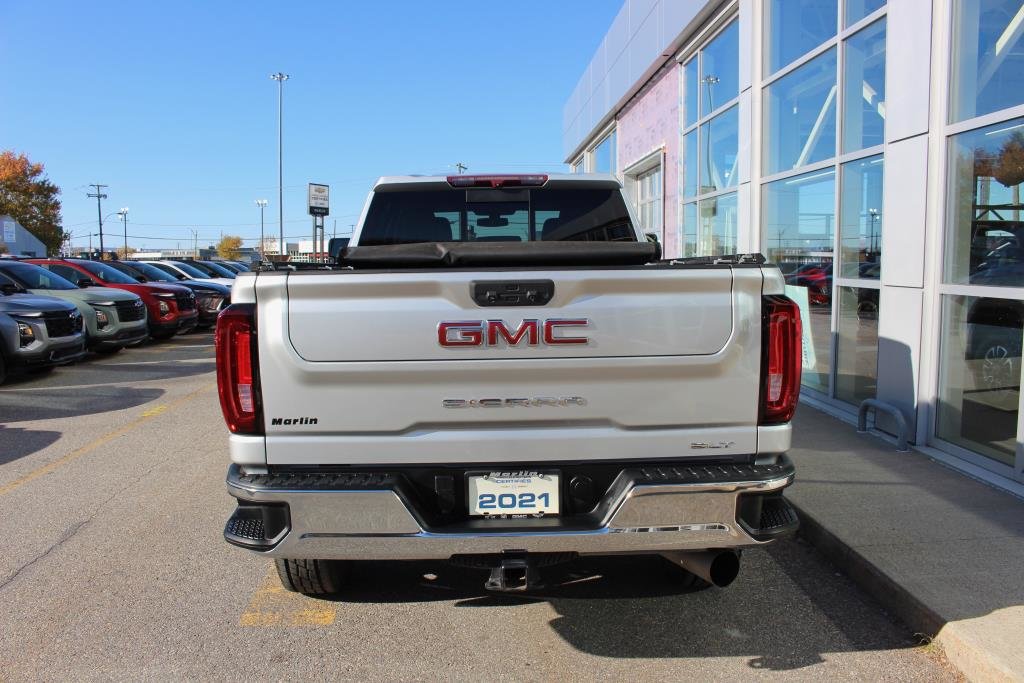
615,64 -> 680,257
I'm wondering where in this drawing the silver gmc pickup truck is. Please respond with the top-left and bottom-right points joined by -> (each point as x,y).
217,174 -> 802,595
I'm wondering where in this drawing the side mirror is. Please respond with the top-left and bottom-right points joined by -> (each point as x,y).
0,283 -> 23,296
134,275 -> 148,282
328,237 -> 350,263
77,278 -> 94,288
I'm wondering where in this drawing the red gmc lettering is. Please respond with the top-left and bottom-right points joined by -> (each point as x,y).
438,319 -> 590,347
543,319 -> 589,345
437,321 -> 483,346
487,319 -> 539,346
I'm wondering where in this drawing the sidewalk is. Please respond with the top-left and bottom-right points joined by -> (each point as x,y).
786,406 -> 1024,682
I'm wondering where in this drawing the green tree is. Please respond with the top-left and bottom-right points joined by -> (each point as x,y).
217,235 -> 243,260
0,151 -> 64,255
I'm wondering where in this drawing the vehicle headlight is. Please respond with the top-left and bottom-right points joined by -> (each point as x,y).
93,308 -> 109,328
18,322 -> 35,347
158,301 -> 170,315
154,292 -> 175,299
203,295 -> 223,312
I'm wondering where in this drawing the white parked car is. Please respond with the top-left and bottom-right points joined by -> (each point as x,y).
138,260 -> 234,288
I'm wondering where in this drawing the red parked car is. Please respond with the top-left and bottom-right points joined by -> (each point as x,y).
28,258 -> 198,339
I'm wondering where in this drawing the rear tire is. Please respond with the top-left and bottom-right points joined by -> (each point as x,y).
0,353 -> 7,385
274,558 -> 347,596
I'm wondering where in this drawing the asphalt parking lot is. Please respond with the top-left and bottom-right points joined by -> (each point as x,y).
0,334 -> 957,681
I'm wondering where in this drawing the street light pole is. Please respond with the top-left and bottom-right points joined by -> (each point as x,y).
256,199 -> 268,260
270,72 -> 289,259
117,208 -> 129,257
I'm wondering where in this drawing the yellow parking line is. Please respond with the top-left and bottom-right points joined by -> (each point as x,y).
0,383 -> 213,497
240,564 -> 337,627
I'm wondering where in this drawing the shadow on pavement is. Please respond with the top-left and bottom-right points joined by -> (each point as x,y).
0,386 -> 165,422
321,540 -> 920,670
0,426 -> 62,464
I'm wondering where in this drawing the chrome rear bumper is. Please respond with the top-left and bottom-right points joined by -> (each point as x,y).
224,458 -> 797,560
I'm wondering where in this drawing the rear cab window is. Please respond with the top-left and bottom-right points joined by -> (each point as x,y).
359,187 -> 636,246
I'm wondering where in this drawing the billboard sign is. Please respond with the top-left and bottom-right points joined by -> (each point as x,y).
308,183 -> 329,217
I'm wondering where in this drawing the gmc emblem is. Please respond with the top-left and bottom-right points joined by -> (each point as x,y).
438,319 -> 589,347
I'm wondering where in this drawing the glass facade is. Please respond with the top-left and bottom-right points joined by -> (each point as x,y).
937,295 -> 1020,466
842,18 -> 886,153
636,165 -> 663,234
763,49 -> 838,175
838,155 -> 883,279
682,19 -> 741,258
765,0 -> 838,74
945,117 -> 1024,287
950,0 -> 1024,124
567,0 -> 1024,486
835,286 -> 880,404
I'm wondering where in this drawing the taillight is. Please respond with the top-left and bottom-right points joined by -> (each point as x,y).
760,295 -> 802,425
445,174 -> 548,188
215,304 -> 262,434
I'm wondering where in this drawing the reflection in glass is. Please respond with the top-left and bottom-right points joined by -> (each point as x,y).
683,131 -> 698,198
593,132 -> 616,174
681,201 -> 698,257
684,60 -> 699,129
701,20 -> 740,117
836,286 -> 880,404
945,116 -> 1024,287
937,295 -> 1021,466
699,105 -> 739,194
842,19 -> 886,153
764,168 -> 836,393
698,192 -> 737,257
845,0 -> 885,26
839,155 -> 883,278
950,0 -> 1024,123
765,0 -> 838,74
763,49 -> 838,175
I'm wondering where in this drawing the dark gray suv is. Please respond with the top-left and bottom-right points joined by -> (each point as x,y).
0,281 -> 86,384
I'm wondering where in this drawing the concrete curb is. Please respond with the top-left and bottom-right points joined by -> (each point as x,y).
791,501 -> 1022,682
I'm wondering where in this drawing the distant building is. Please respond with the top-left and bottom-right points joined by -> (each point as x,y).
0,215 -> 46,257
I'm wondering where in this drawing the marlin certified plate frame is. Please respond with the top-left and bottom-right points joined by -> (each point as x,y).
467,470 -> 560,517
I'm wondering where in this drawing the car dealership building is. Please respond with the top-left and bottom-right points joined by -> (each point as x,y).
563,0 -> 1024,492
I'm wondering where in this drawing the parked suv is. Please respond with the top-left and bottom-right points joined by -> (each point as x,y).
28,259 -> 198,340
0,260 -> 148,352
107,260 -> 229,329
0,281 -> 86,384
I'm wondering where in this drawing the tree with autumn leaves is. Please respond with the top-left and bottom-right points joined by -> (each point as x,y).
0,151 -> 64,255
217,235 -> 244,260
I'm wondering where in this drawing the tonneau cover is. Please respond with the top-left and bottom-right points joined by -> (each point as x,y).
341,241 -> 658,269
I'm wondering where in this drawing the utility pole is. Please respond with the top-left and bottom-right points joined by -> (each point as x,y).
455,162 -> 467,174
271,72 -> 289,258
87,184 -> 108,257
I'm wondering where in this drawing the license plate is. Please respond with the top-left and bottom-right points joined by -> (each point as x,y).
468,471 -> 559,517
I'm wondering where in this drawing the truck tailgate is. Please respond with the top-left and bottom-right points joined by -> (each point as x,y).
255,266 -> 766,465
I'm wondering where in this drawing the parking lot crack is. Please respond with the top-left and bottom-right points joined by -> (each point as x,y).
0,518 -> 89,592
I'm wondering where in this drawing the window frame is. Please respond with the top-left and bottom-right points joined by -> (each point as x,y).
756,2 -> 888,408
624,149 -> 665,237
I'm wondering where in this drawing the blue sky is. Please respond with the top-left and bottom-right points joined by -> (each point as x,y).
1,0 -> 621,251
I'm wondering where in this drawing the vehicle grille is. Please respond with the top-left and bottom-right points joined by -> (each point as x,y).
115,300 -> 146,322
175,291 -> 196,312
43,311 -> 83,338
